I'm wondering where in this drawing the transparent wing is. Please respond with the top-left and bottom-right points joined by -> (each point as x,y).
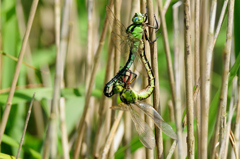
106,5 -> 131,54
132,51 -> 148,77
110,102 -> 129,111
129,104 -> 155,149
106,5 -> 148,76
133,102 -> 177,139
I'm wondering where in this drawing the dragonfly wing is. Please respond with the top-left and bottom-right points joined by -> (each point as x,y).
129,104 -> 155,149
134,102 -> 177,139
132,51 -> 148,77
106,5 -> 128,38
106,5 -> 135,63
110,102 -> 129,111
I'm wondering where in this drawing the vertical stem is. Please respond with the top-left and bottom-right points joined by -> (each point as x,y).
81,0 -> 94,157
109,1 -> 122,157
16,0 -> 44,137
73,0 -> 112,157
101,111 -> 124,159
201,0 -> 217,158
55,0 -> 70,158
183,0 -> 194,158
93,40 -> 114,158
219,77 -> 236,159
0,0 -> 39,144
194,0 -> 201,158
147,0 -> 162,158
48,0 -> 72,158
16,93 -> 35,159
157,0 -> 176,106
173,1 -> 183,159
219,0 -> 235,157
140,1 -> 154,159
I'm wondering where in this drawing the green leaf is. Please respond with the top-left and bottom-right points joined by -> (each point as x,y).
0,87 -> 102,105
2,134 -> 41,158
0,153 -> 18,159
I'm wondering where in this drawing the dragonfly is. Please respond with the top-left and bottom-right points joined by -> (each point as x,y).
104,5 -> 159,97
111,70 -> 177,149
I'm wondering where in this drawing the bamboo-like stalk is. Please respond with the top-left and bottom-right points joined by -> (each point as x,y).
213,0 -> 229,46
232,78 -> 240,158
166,84 -> 200,159
123,2 -> 137,158
46,0 -> 72,158
109,1 -> 122,157
183,0 -> 194,158
93,39 -> 114,158
59,97 -> 70,159
55,1 -> 70,159
101,111 -> 124,159
15,0 -> 44,137
210,1 -> 233,158
218,0 -> 235,156
73,0 -> 113,157
162,0 -> 171,15
147,0 -> 162,158
0,0 -> 39,144
16,93 -> 35,159
173,1 -> 182,159
219,77 -> 236,159
194,0 -> 201,158
80,0 -> 94,157
140,1 -> 154,158
200,0 -> 217,158
157,0 -> 176,106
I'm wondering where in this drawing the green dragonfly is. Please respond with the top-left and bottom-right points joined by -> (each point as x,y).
104,5 -> 159,97
111,70 -> 177,149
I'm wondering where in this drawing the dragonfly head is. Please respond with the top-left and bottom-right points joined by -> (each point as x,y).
132,13 -> 146,24
113,80 -> 125,94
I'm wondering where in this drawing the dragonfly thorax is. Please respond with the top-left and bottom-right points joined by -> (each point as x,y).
120,88 -> 138,104
132,13 -> 146,24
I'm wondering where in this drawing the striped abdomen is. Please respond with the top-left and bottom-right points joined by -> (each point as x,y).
137,43 -> 155,101
103,50 -> 136,97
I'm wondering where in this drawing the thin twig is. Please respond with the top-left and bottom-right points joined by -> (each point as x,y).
49,0 -> 72,158
163,0 -> 171,15
101,111 -> 124,159
213,0 -> 229,46
157,0 -> 176,107
16,93 -> 35,159
200,0 -> 217,158
109,1 -> 122,157
219,77 -> 237,159
0,0 -> 39,144
218,0 -> 235,158
54,0 -> 70,158
210,3 -> 232,158
140,1 -> 153,158
173,1 -> 182,159
147,0 -> 162,158
93,39 -> 114,158
73,0 -> 113,157
194,0 -> 201,158
166,84 -> 200,159
232,77 -> 240,158
184,1 -> 195,158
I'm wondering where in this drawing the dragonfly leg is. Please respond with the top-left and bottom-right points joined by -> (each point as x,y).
127,70 -> 137,84
146,15 -> 159,31
144,29 -> 161,44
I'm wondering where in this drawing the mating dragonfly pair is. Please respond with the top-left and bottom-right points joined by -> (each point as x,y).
103,6 -> 177,149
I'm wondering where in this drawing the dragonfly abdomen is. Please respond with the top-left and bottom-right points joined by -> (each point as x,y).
103,50 -> 136,97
